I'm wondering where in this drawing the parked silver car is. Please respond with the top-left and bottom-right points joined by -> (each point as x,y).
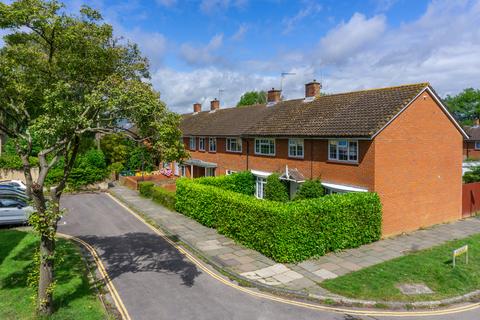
0,198 -> 34,225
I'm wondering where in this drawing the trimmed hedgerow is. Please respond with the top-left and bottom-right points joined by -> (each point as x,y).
138,181 -> 154,197
195,171 -> 255,195
152,187 -> 176,211
175,178 -> 382,263
138,181 -> 176,211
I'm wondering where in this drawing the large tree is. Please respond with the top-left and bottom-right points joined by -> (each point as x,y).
236,90 -> 267,107
444,88 -> 480,125
0,0 -> 186,315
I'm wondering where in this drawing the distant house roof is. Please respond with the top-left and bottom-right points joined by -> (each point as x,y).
464,126 -> 480,140
180,83 -> 466,139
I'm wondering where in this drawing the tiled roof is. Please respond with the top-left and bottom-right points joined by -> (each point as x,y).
180,83 -> 430,138
464,126 -> 480,140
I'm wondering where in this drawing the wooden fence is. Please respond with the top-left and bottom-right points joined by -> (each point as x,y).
462,182 -> 480,217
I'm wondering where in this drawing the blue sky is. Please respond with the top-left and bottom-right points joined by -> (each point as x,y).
3,0 -> 480,113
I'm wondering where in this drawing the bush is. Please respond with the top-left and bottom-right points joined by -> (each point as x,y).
152,187 -> 176,211
0,155 -> 39,170
138,181 -> 154,197
463,166 -> 480,183
196,171 -> 255,195
294,179 -> 324,200
175,178 -> 382,262
264,173 -> 289,202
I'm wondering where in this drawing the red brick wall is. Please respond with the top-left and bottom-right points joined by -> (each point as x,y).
184,137 -> 375,190
463,141 -> 480,160
373,91 -> 463,236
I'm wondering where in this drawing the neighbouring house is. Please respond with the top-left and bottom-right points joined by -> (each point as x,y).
463,122 -> 480,160
175,81 -> 467,236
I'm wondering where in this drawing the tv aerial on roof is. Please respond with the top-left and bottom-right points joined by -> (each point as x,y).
280,72 -> 296,91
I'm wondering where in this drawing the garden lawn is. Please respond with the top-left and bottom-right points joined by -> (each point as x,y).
322,233 -> 480,302
0,229 -> 109,319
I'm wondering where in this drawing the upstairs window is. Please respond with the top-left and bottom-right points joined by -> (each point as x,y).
226,137 -> 242,152
255,138 -> 275,156
209,137 -> 217,152
328,140 -> 358,162
288,139 -> 304,158
475,141 -> 480,150
189,137 -> 196,150
199,137 -> 205,151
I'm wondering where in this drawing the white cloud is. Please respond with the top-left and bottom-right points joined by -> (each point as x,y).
179,33 -> 226,66
124,29 -> 167,69
318,13 -> 386,64
282,1 -> 322,34
231,24 -> 248,41
199,0 -> 248,14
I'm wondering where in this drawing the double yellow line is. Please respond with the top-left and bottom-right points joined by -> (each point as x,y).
57,232 -> 132,320
62,192 -> 480,319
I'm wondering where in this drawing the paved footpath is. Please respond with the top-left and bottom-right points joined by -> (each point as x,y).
59,192 -> 480,320
111,185 -> 480,298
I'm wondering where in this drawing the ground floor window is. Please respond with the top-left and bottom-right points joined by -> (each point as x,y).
205,167 -> 215,177
255,176 -> 267,199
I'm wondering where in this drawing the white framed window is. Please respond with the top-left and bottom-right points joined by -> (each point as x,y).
208,137 -> 217,152
226,137 -> 242,152
475,141 -> 480,150
288,139 -> 304,158
180,165 -> 187,177
189,137 -> 196,150
255,176 -> 267,199
226,169 -> 237,175
254,138 -> 275,156
199,137 -> 205,151
205,167 -> 215,177
328,139 -> 358,162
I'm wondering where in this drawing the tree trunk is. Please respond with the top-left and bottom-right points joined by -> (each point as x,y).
30,183 -> 56,316
37,234 -> 55,315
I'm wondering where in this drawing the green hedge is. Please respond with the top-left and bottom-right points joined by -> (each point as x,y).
195,171 -> 255,195
175,178 -> 382,262
152,187 -> 176,211
138,181 -> 154,197
138,181 -> 176,211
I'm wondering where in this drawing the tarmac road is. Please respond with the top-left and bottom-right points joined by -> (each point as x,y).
58,193 -> 479,320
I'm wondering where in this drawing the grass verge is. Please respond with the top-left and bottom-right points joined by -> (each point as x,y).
321,233 -> 480,302
0,229 -> 110,319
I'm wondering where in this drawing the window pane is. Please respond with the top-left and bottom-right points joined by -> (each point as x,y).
338,140 -> 348,160
349,141 -> 358,161
329,141 -> 337,159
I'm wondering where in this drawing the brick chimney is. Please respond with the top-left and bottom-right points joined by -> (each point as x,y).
210,98 -> 220,111
305,80 -> 321,98
267,88 -> 281,104
193,103 -> 201,113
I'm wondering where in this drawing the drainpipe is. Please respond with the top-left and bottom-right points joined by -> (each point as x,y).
310,139 -> 313,179
246,139 -> 250,170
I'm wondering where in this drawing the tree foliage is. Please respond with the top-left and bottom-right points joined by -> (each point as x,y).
0,0 -> 186,314
463,166 -> 480,184
444,88 -> 480,125
236,91 -> 267,107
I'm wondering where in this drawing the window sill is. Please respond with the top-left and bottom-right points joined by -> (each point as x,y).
226,150 -> 242,153
327,160 -> 359,166
288,155 -> 304,159
254,153 -> 276,157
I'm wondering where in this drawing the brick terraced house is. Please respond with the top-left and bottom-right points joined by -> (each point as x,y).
463,123 -> 480,160
176,82 -> 467,236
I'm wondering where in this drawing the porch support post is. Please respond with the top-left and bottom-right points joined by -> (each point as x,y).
190,164 -> 193,179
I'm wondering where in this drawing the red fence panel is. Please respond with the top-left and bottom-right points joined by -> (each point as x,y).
462,182 -> 480,217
